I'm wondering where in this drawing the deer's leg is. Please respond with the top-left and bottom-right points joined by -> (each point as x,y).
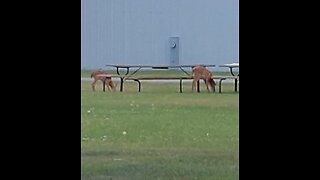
91,79 -> 97,91
192,79 -> 197,92
204,79 -> 210,92
211,79 -> 216,92
99,79 -> 107,92
113,81 -> 118,92
110,81 -> 116,92
105,80 -> 111,91
109,80 -> 116,92
212,82 -> 215,92
106,79 -> 115,92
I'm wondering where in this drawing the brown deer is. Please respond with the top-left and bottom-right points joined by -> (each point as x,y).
192,65 -> 216,92
90,69 -> 116,91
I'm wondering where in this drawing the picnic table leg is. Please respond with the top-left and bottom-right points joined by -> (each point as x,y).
197,80 -> 200,93
219,78 -> 226,93
234,78 -> 238,92
133,79 -> 141,92
103,79 -> 106,92
120,77 -> 124,92
230,67 -> 239,92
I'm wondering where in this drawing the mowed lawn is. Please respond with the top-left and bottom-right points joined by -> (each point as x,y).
81,79 -> 239,179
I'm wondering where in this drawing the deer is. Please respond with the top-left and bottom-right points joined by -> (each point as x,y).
90,69 -> 116,91
192,65 -> 216,92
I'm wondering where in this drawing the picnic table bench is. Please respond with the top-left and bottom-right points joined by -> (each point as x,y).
126,75 -> 238,93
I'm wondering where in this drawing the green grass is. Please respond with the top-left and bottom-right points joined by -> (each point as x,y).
81,78 -> 239,179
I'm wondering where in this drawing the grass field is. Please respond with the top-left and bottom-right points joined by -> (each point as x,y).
81,73 -> 239,179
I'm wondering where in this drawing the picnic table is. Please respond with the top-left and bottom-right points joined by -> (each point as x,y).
219,63 -> 239,92
105,64 -> 216,92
